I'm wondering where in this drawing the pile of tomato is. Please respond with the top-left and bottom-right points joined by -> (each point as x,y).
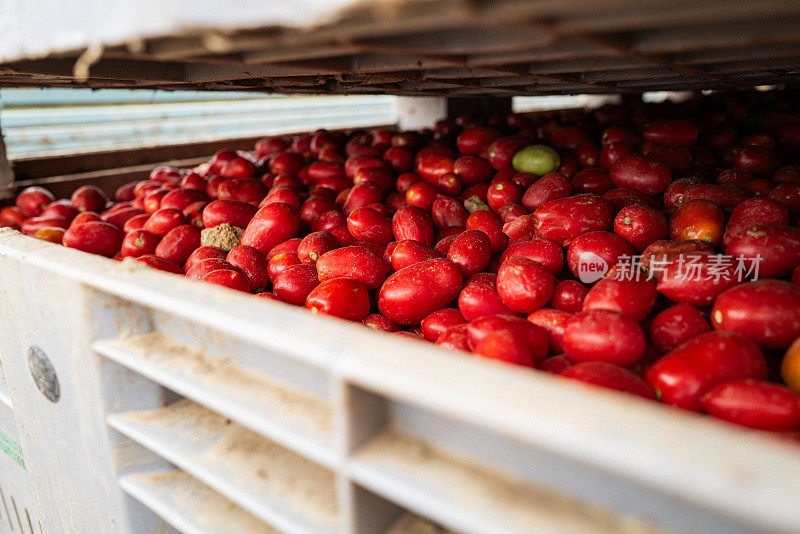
3,90 -> 800,435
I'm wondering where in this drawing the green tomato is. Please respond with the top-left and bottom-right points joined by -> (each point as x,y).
512,145 -> 561,176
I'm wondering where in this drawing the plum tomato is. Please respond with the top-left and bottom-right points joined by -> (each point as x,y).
379,258 -> 463,325
645,331 -> 767,412
560,362 -> 655,399
446,230 -> 492,277
669,199 -> 726,246
526,308 -> 570,353
563,310 -> 646,365
316,245 -> 390,290
226,245 -> 269,292
458,273 -> 515,321
610,155 -> 671,196
566,231 -> 635,283
62,221 -> 123,257
649,303 -> 711,354
306,278 -> 371,321
700,379 -> 800,431
532,194 -> 615,247
241,202 -> 300,254
711,280 -> 800,351
421,308 -> 466,342
613,205 -> 668,252
552,280 -> 589,313
496,257 -> 555,314
274,264 -> 320,305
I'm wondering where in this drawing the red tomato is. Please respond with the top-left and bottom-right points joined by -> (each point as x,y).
71,185 -> 109,213
582,269 -> 657,322
378,258 -> 463,325
201,269 -> 251,292
364,313 -> 403,332
551,280 -> 588,313
241,202 -> 300,254
563,310 -> 646,365
613,205 -> 668,252
649,303 -> 711,354
721,197 -> 789,248
700,380 -> 800,431
431,195 -> 468,230
391,240 -> 441,271
457,273 -> 514,321
496,257 -> 555,314
466,314 -> 549,363
521,172 -> 572,211
669,199 -> 726,246
296,231 -> 339,264
566,231 -> 635,283
273,264 -> 320,305
656,253 -> 739,306
560,362 -> 655,399
316,246 -> 390,290
306,278 -> 371,321
185,246 -> 227,272
347,207 -> 393,245
265,248 -> 298,279
457,127 -> 500,155
711,280 -> 800,351
120,229 -> 160,258
16,186 -> 55,217
155,225 -> 201,265
226,245 -> 269,292
436,323 -> 471,351
610,155 -> 671,196
62,221 -> 123,257
392,206 -> 435,246
642,119 -> 698,146
645,332 -> 767,412
447,230 -> 492,277
724,225 -> 800,279
532,194 -> 615,247
526,308 -> 570,354
134,254 -> 183,274
473,330 -> 538,367
421,308 -> 466,342
144,208 -> 186,237
466,210 -> 507,252
202,199 -> 257,229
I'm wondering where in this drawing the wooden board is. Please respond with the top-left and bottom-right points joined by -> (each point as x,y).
2,0 -> 800,95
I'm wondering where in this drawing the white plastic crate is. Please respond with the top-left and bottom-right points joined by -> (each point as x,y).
1,227 -> 800,534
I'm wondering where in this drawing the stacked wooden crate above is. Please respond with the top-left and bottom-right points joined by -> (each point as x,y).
1,0 -> 800,95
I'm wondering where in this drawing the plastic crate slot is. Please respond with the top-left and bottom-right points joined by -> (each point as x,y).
93,333 -> 334,467
119,470 -> 278,534
107,400 -> 338,534
150,310 -> 331,399
348,429 -> 660,534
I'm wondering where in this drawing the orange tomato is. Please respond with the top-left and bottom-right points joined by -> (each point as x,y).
669,199 -> 725,246
781,337 -> 800,391
33,227 -> 65,244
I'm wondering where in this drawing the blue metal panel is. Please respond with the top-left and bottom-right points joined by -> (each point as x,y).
0,89 -> 396,157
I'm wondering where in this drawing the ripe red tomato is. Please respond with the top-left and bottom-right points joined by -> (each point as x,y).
306,278 -> 371,321
645,332 -> 767,412
379,258 -> 463,325
563,310 -> 646,365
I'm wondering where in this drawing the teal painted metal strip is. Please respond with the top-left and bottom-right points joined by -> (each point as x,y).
0,428 -> 24,470
0,427 -> 22,455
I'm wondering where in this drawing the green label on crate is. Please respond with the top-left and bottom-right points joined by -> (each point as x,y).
0,427 -> 25,470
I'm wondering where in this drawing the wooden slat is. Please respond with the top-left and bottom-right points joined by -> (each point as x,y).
2,0 -> 800,95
